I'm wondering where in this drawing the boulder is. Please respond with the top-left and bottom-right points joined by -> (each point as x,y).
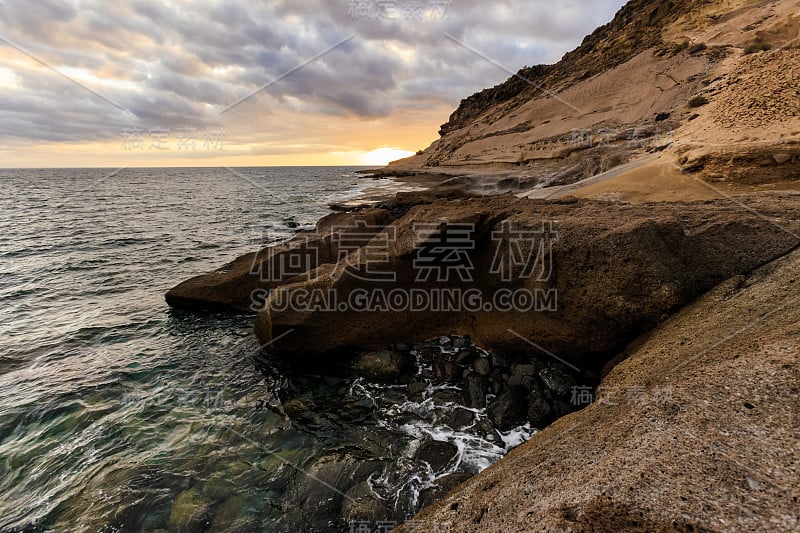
488,386 -> 529,431
538,366 -> 575,397
414,440 -> 459,473
433,360 -> 462,384
472,357 -> 491,376
165,208 -> 394,311
462,374 -> 487,409
352,350 -> 414,384
444,407 -> 476,430
508,364 -> 537,388
341,481 -> 385,525
527,382 -> 554,428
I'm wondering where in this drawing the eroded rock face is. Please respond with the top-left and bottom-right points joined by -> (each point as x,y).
401,243 -> 800,533
165,209 -> 394,311
257,194 -> 800,369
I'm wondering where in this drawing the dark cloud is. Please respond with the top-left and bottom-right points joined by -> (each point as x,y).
0,0 -> 626,147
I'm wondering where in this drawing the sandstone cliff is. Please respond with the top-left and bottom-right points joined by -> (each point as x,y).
389,0 -> 800,200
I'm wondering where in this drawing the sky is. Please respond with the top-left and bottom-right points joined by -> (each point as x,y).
0,0 -> 626,167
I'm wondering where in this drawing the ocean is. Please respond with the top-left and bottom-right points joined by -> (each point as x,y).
0,167 -> 531,531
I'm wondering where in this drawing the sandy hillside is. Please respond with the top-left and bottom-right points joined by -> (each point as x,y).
388,0 -> 800,202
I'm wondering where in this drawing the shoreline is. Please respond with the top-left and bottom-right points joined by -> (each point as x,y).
165,184 -> 800,530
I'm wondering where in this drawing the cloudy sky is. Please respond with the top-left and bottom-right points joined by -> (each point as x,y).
0,0 -> 625,167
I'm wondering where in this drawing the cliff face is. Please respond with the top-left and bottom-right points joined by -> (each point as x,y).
393,0 -> 800,194
438,0 -> 703,137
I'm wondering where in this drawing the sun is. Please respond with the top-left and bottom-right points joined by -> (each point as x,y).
358,147 -> 416,166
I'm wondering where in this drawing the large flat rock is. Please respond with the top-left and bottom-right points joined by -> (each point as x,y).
257,193 -> 800,370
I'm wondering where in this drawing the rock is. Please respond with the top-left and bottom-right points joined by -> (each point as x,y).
407,377 -> 428,398
508,364 -> 537,387
168,488 -> 212,531
431,388 -> 462,406
257,197 -> 800,368
455,349 -> 474,364
463,374 -> 487,409
414,345 -> 440,365
209,496 -> 252,532
490,351 -> 511,369
291,453 -> 384,529
165,208 -> 394,311
444,407 -> 476,430
414,440 -> 459,473
352,350 -> 414,384
472,357 -> 491,376
538,366 -> 575,397
488,387 -> 529,431
433,360 -> 462,384
773,153 -> 791,164
452,337 -> 469,349
341,481 -> 385,525
488,370 -> 507,396
418,472 -> 471,510
339,397 -> 377,422
282,397 -> 315,420
553,400 -> 573,418
527,383 -> 554,428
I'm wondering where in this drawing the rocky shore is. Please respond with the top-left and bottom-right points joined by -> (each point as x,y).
166,0 -> 800,529
167,188 -> 800,530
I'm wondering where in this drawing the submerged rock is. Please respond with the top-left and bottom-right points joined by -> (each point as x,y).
168,488 -> 212,531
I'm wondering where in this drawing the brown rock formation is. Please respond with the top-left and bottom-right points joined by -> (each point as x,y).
165,208 -> 394,311
256,194 -> 800,370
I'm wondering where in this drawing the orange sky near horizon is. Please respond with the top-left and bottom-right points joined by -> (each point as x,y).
0,1 -> 627,169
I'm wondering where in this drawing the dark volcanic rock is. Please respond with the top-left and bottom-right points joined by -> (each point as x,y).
488,386 -> 529,431
352,350 -> 414,384
341,481 -> 385,525
462,374 -> 487,409
414,440 -> 459,474
472,357 -> 491,376
444,407 -> 476,430
508,364 -> 537,388
527,382 -> 554,428
433,360 -> 462,385
538,366 -> 575,397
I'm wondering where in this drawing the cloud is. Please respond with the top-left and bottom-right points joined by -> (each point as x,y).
0,0 -> 627,159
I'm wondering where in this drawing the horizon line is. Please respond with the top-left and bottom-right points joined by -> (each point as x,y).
0,164 -> 382,170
